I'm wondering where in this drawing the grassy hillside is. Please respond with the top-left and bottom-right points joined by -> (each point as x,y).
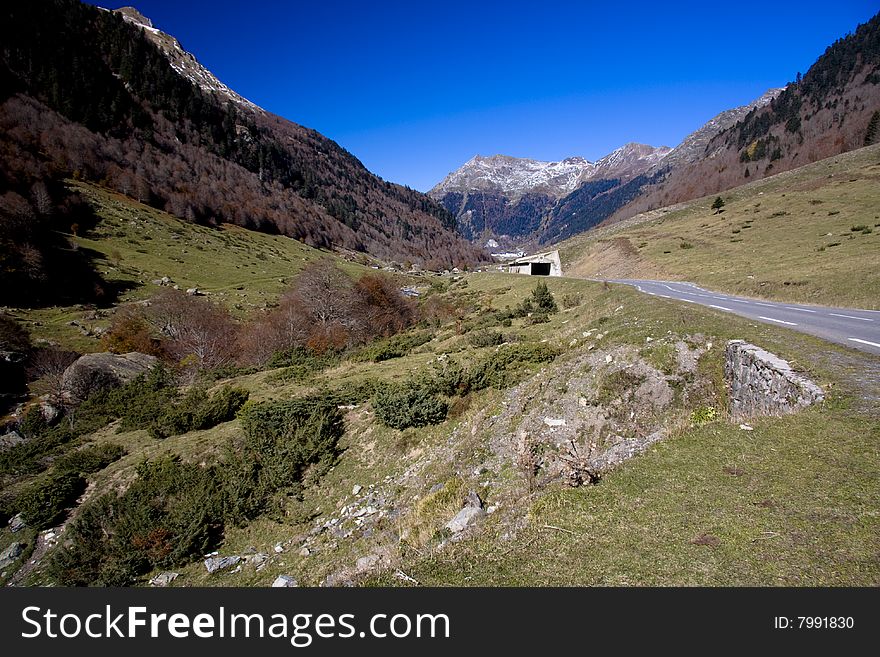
6,181 -> 372,352
5,270 -> 877,587
558,144 -> 880,309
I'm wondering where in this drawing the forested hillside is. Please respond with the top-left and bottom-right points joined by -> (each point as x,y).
0,0 -> 484,309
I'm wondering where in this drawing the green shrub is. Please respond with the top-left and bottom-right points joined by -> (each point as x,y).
372,384 -> 448,430
512,282 -> 558,318
267,346 -> 337,373
71,366 -> 176,435
467,343 -> 559,391
227,398 -> 344,521
467,330 -> 504,348
18,405 -> 50,440
417,359 -> 470,397
53,443 -> 125,475
352,332 -> 433,362
49,457 -> 224,586
149,386 -> 248,439
0,424 -> 77,477
16,471 -> 86,529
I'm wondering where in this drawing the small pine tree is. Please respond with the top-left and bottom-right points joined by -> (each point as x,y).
530,281 -> 558,313
711,197 -> 725,211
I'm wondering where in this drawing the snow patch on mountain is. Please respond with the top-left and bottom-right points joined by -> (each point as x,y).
431,143 -> 671,201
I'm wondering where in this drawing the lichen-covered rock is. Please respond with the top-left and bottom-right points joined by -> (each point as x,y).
60,352 -> 158,404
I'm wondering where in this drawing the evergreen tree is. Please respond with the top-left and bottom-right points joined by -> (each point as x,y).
711,197 -> 725,211
530,281 -> 558,313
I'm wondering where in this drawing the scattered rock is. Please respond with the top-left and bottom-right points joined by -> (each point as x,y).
543,417 -> 566,428
274,543 -> 285,554
8,513 -> 26,533
186,287 -> 203,296
204,555 -> 241,573
739,424 -> 754,431
149,572 -> 179,587
604,354 -> 613,364
298,547 -> 311,557
0,542 -> 26,569
445,506 -> 486,534
352,484 -> 363,496
272,575 -> 298,587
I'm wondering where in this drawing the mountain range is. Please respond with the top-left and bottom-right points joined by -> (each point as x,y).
432,12 -> 880,249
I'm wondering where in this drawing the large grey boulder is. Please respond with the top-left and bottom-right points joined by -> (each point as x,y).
60,352 -> 159,404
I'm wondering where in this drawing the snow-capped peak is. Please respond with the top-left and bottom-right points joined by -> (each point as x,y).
431,143 -> 672,200
431,154 -> 595,200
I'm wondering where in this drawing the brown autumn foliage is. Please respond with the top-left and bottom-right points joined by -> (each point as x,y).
100,308 -> 165,358
145,289 -> 238,370
238,260 -> 417,365
354,274 -> 416,337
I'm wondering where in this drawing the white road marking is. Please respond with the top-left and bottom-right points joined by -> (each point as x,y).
759,316 -> 797,326
709,304 -> 732,312
663,284 -> 676,291
712,296 -> 728,300
830,313 -> 873,322
658,294 -> 671,299
729,299 -> 750,304
755,302 -> 775,307
848,338 -> 880,348
786,307 -> 816,313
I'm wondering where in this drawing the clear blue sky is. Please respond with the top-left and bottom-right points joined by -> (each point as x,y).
105,0 -> 879,191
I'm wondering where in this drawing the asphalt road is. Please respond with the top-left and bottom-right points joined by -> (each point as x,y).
609,279 -> 880,355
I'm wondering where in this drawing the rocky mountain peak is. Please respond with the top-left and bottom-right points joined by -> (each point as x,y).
114,6 -> 153,29
112,6 -> 261,112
